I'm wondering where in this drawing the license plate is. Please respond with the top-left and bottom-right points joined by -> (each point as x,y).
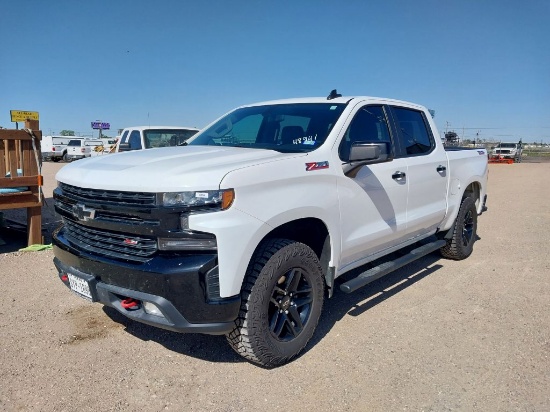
67,273 -> 92,299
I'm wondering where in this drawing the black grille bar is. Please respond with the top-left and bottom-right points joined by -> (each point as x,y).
60,183 -> 156,206
64,219 -> 157,263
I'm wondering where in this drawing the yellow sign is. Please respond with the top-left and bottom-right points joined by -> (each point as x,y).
10,110 -> 39,122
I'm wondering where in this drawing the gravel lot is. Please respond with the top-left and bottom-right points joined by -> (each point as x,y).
1,160 -> 549,411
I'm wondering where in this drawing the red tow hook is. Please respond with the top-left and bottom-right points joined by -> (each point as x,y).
121,298 -> 140,310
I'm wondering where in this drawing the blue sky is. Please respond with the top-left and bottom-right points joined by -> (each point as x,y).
1,0 -> 549,143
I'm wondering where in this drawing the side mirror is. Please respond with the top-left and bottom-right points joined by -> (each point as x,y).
344,142 -> 391,177
118,143 -> 130,152
349,143 -> 380,162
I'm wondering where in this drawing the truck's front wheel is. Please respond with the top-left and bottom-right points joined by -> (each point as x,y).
227,239 -> 324,367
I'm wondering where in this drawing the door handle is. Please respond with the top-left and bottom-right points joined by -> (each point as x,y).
437,165 -> 447,173
392,171 -> 406,181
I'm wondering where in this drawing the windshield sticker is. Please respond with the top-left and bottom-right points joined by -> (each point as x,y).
305,161 -> 329,171
292,134 -> 317,145
330,106 -> 338,110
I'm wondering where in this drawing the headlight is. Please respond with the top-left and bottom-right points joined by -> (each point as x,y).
162,189 -> 234,210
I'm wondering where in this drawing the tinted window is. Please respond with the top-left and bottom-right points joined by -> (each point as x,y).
392,107 -> 433,156
129,131 -> 142,150
188,103 -> 346,153
120,130 -> 129,144
68,140 -> 81,146
339,105 -> 391,162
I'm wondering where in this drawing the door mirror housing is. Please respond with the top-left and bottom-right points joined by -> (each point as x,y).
118,143 -> 131,152
344,142 -> 392,177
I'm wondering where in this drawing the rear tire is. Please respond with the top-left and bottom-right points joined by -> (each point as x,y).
440,196 -> 478,260
226,239 -> 324,367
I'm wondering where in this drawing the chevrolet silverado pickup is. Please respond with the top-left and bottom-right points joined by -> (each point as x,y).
52,93 -> 488,367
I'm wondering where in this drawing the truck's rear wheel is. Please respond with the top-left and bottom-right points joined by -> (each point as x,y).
227,239 -> 324,367
440,196 -> 478,260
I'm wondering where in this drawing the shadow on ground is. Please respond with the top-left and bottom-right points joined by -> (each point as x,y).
0,196 -> 59,254
103,250 -> 445,367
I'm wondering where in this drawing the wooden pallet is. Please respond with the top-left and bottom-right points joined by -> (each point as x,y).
0,120 -> 43,245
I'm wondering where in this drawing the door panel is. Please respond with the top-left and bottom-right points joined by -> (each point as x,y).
337,159 -> 408,269
390,106 -> 448,237
336,104 -> 409,270
405,152 -> 448,236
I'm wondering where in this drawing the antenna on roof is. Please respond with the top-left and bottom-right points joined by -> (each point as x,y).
327,89 -> 342,100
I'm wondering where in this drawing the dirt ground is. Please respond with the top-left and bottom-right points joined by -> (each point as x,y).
1,160 -> 549,411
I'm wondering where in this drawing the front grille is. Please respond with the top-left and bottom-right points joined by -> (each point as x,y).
64,219 -> 157,263
60,183 -> 156,206
496,149 -> 511,154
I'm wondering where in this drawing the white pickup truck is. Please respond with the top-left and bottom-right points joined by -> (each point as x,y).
66,139 -> 104,160
41,136 -> 85,162
52,93 -> 488,367
491,141 -> 523,162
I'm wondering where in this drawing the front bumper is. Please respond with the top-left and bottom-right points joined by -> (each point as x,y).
53,230 -> 241,335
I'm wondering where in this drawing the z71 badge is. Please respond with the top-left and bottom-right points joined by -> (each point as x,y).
305,161 -> 329,171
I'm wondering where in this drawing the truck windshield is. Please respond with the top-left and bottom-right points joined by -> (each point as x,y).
143,129 -> 199,148
498,143 -> 516,148
187,103 -> 346,152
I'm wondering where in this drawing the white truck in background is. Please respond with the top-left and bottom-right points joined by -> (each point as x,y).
116,126 -> 199,152
65,139 -> 105,160
41,135 -> 85,162
491,141 -> 523,162
90,138 -> 118,157
52,92 -> 488,367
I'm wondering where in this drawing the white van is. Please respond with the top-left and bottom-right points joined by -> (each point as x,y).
116,126 -> 199,152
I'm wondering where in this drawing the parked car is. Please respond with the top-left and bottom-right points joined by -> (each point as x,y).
66,139 -> 104,160
116,126 -> 199,152
53,93 -> 488,367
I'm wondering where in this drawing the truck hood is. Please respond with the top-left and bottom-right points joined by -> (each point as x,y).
56,146 -> 302,192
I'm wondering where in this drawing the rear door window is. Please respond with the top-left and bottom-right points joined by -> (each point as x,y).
391,107 -> 434,156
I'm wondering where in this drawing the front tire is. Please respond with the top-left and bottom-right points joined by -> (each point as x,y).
227,239 -> 325,367
440,196 -> 478,260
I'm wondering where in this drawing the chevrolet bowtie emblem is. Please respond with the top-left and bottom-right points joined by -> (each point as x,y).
72,203 -> 96,221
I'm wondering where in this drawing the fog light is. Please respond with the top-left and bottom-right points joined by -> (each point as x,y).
158,237 -> 217,251
143,301 -> 164,318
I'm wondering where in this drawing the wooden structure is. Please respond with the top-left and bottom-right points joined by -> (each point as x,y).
0,119 -> 43,245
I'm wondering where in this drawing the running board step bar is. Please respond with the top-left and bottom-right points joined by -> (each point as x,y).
339,239 -> 447,294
